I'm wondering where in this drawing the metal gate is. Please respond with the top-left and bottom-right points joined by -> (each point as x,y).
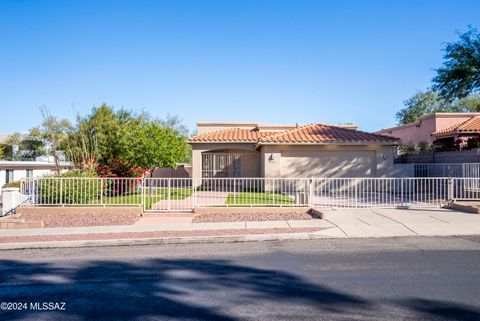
143,178 -> 195,212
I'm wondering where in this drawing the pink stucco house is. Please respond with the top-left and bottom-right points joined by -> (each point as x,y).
376,112 -> 480,146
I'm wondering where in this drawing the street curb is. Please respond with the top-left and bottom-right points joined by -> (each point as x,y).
0,232 -> 338,250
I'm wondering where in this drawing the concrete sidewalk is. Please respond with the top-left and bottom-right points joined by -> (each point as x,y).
321,207 -> 480,237
0,208 -> 479,249
0,219 -> 331,237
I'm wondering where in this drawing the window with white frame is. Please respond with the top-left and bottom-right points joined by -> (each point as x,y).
5,169 -> 14,183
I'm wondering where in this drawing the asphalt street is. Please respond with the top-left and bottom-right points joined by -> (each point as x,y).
1,236 -> 480,320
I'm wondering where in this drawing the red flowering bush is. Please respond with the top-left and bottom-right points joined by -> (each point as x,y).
94,159 -> 148,196
96,158 -> 148,178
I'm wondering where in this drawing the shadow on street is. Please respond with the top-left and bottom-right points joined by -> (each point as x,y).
0,257 -> 479,320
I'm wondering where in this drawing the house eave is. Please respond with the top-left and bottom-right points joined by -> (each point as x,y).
188,140 -> 399,146
255,141 -> 399,148
433,131 -> 480,139
187,140 -> 257,144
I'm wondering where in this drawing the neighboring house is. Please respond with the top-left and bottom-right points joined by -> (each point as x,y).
376,112 -> 480,146
431,116 -> 480,148
0,159 -> 72,188
187,122 -> 399,180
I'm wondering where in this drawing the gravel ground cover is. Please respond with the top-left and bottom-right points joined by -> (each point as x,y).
17,207 -> 141,228
0,227 -> 323,243
193,207 -> 316,223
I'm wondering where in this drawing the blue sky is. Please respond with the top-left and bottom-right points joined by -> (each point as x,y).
0,0 -> 479,134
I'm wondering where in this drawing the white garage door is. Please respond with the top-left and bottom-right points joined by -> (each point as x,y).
280,150 -> 376,178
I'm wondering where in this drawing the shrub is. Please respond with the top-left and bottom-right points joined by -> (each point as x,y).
416,141 -> 434,153
467,137 -> 480,149
398,144 -> 416,155
34,170 -> 102,205
2,180 -> 20,189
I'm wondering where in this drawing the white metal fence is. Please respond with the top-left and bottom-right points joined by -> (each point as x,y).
20,177 -> 144,207
393,163 -> 480,178
20,176 -> 480,212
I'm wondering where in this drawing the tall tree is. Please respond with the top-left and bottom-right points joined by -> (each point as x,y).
433,26 -> 480,101
4,133 -> 22,160
454,93 -> 480,112
39,107 -> 72,174
65,104 -> 188,176
396,91 -> 450,124
395,91 -> 480,125
120,119 -> 187,172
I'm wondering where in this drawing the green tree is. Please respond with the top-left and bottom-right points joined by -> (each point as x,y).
454,93 -> 480,112
39,107 -> 72,174
65,104 -> 188,176
395,91 -> 480,125
19,128 -> 45,160
4,133 -> 22,160
433,26 -> 480,101
120,119 -> 187,172
395,91 -> 451,124
67,104 -> 121,169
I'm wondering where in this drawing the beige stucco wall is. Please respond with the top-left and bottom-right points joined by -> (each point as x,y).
196,123 -> 257,134
190,143 -> 259,180
260,144 -> 395,178
190,142 -> 395,180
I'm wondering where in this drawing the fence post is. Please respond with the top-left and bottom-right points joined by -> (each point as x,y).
32,179 -> 36,205
233,178 -> 236,206
100,178 -> 104,206
167,178 -> 171,211
60,178 -> 63,206
448,177 -> 454,203
355,179 -> 358,208
309,178 -> 313,207
401,178 -> 404,207
192,177 -> 196,209
141,177 -> 145,211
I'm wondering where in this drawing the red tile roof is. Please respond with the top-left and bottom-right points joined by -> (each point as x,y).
433,116 -> 480,137
187,128 -> 278,143
188,124 -> 399,145
258,124 -> 398,144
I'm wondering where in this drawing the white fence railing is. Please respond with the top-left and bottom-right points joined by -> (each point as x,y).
20,177 -> 144,207
19,177 -> 480,211
393,163 -> 480,178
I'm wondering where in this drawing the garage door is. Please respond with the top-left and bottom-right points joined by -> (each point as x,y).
280,150 -> 376,178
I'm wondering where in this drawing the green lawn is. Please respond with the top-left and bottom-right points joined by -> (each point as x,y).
100,188 -> 193,209
226,191 -> 294,205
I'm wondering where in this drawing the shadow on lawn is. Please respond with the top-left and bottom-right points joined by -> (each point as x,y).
0,258 -> 479,320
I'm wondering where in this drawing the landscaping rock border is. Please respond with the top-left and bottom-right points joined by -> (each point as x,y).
16,206 -> 142,228
192,207 -> 318,223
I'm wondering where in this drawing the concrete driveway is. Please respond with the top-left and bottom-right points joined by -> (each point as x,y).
319,207 -> 480,238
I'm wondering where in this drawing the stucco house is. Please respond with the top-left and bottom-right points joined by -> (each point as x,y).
0,158 -> 72,188
431,116 -> 480,148
187,122 -> 399,180
376,112 -> 480,146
